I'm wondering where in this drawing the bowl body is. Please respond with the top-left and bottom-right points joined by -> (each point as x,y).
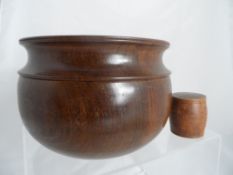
18,36 -> 171,158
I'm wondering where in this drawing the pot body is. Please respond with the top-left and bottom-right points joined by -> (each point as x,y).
18,36 -> 171,158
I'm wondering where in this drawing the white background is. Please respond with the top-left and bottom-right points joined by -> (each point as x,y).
0,0 -> 232,174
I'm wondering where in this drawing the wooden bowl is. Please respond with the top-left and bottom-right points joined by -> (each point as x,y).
17,35 -> 171,158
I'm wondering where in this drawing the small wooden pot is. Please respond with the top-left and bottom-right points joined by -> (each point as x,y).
170,92 -> 207,138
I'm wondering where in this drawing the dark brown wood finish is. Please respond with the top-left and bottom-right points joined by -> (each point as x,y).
18,35 -> 171,158
170,92 -> 207,138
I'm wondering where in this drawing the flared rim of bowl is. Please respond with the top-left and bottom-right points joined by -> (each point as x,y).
19,35 -> 170,47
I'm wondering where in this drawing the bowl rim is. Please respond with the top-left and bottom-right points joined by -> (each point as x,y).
19,35 -> 169,47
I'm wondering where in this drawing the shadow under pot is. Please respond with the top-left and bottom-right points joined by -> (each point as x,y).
17,35 -> 171,159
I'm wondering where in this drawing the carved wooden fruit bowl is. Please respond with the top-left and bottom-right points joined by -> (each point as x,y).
17,35 -> 171,158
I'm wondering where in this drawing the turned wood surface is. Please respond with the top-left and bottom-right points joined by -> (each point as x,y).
18,36 -> 171,158
170,92 -> 207,138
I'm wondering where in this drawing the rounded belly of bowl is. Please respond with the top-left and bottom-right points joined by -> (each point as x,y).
18,77 -> 171,158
